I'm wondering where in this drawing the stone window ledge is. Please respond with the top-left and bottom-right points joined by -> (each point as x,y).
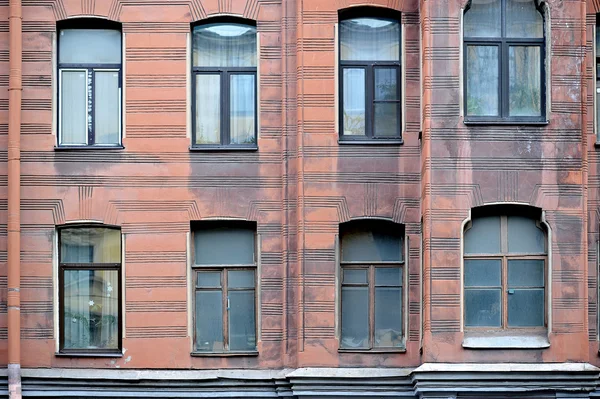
462,331 -> 549,349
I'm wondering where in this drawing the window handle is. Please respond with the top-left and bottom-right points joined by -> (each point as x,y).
507,289 -> 515,295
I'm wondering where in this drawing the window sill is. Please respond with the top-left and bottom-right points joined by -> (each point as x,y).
189,145 -> 258,152
463,331 -> 549,349
55,351 -> 123,358
463,120 -> 549,126
338,347 -> 406,354
191,351 -> 258,357
338,139 -> 404,145
55,145 -> 125,151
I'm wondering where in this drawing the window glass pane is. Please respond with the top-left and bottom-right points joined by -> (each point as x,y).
464,216 -> 501,254
230,74 -> 256,145
507,288 -> 544,327
195,74 -> 221,145
228,270 -> 254,289
228,290 -> 256,351
508,259 -> 544,287
194,225 -> 255,265
374,68 -> 399,101
597,81 -> 600,134
597,27 -> 600,57
464,259 -> 501,287
343,268 -> 368,284
375,267 -> 402,286
94,71 -> 120,145
341,286 -> 369,348
59,29 -> 121,64
506,0 -> 543,38
509,46 -> 541,117
60,70 -> 87,145
466,45 -> 499,117
60,228 -> 121,263
342,68 -> 366,136
195,290 -> 223,351
340,18 -> 400,61
193,23 -> 257,67
465,289 -> 502,327
63,270 -> 119,350
197,271 -> 221,288
374,103 -> 399,137
341,222 -> 403,262
374,287 -> 402,347
463,0 -> 501,38
507,216 -> 545,254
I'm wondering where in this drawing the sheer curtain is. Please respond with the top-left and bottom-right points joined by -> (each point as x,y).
195,75 -> 221,144
340,18 -> 400,61
230,74 -> 255,144
94,71 -> 120,144
61,71 -> 87,145
193,24 -> 257,67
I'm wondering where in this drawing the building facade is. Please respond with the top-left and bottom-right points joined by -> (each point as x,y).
0,0 -> 599,397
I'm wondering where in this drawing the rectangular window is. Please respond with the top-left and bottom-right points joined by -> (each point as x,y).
57,23 -> 122,147
339,15 -> 402,141
340,221 -> 404,350
192,22 -> 257,148
192,222 -> 257,353
59,226 -> 121,354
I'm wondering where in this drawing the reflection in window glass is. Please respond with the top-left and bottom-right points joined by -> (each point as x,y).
94,71 -> 120,145
195,290 -> 224,351
59,29 -> 122,64
509,46 -> 541,117
506,0 -> 543,38
230,74 -> 256,145
340,18 -> 400,61
463,0 -> 501,38
193,23 -> 257,67
60,71 -> 87,145
342,68 -> 366,136
466,46 -> 499,117
61,227 -> 121,264
195,75 -> 221,145
464,215 -> 501,254
341,286 -> 369,348
341,221 -> 403,262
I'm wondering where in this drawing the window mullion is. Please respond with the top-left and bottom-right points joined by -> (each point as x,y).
369,265 -> 375,349
88,68 -> 94,145
223,70 -> 230,145
367,65 -> 374,138
223,268 -> 229,351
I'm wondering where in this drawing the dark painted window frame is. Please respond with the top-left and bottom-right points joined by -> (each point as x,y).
463,0 -> 547,124
191,18 -> 258,150
338,8 -> 403,143
56,19 -> 123,148
57,224 -> 123,356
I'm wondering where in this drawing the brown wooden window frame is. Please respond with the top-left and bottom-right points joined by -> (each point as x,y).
191,223 -> 258,355
58,225 -> 122,356
464,215 -> 547,332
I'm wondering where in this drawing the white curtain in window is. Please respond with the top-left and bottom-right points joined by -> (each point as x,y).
230,74 -> 255,144
61,71 -> 87,145
94,71 -> 120,145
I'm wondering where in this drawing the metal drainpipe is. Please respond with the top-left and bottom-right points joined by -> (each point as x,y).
7,0 -> 22,398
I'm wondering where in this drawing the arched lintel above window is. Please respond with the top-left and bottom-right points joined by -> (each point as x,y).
464,203 -> 545,233
57,17 -> 122,31
57,221 -> 121,231
338,6 -> 401,22
463,0 -> 546,13
191,15 -> 257,29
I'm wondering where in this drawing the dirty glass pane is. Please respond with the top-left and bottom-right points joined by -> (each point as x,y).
195,290 -> 223,351
195,74 -> 220,144
466,45 -> 499,117
193,23 -> 257,67
230,74 -> 256,145
340,18 -> 400,61
341,286 -> 369,348
464,215 -> 501,254
341,221 -> 403,262
375,267 -> 402,286
343,268 -> 368,284
228,290 -> 256,351
195,225 -> 255,265
465,288 -> 502,327
94,71 -> 120,145
228,270 -> 254,289
197,271 -> 221,288
61,227 -> 121,263
508,288 -> 544,327
342,68 -> 366,136
463,0 -> 501,38
464,259 -> 501,287
60,70 -> 87,145
375,68 -> 399,101
59,29 -> 121,64
506,0 -> 544,38
374,103 -> 399,137
509,46 -> 541,117
63,269 -> 119,350
374,287 -> 402,347
508,259 -> 544,287
507,215 -> 545,253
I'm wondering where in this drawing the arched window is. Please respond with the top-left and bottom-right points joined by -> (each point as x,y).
338,9 -> 402,141
463,0 -> 545,122
463,207 -> 547,329
192,19 -> 257,148
57,19 -> 122,147
339,220 -> 404,350
58,226 -> 122,354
